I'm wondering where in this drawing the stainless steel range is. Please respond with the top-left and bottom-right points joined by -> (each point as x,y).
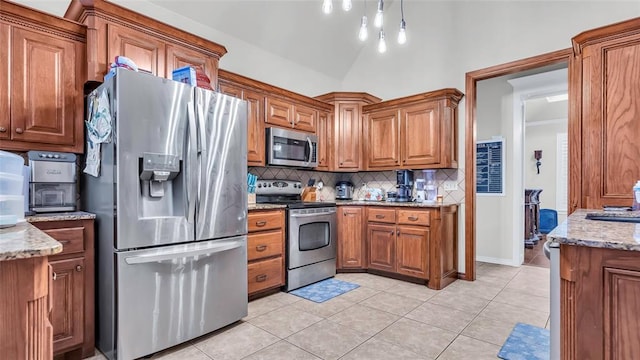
256,180 -> 337,291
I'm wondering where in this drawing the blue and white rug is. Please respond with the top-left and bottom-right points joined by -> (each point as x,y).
290,278 -> 359,303
498,323 -> 550,360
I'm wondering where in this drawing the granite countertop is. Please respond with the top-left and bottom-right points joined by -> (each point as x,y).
547,209 -> 640,251
335,200 -> 460,208
248,203 -> 288,211
26,211 -> 96,223
0,222 -> 63,261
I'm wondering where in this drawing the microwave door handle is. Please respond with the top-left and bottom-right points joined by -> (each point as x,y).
304,137 -> 312,166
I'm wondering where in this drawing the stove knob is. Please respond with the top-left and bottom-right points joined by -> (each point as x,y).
268,184 -> 272,187
53,154 -> 60,159
39,154 -> 45,158
46,154 -> 53,158
258,184 -> 262,188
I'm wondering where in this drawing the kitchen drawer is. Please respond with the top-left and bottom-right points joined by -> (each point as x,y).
43,227 -> 85,257
248,210 -> 284,232
248,256 -> 284,294
367,208 -> 396,224
397,209 -> 430,226
248,230 -> 283,261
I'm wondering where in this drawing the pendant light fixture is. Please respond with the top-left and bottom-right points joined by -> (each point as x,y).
397,0 -> 407,44
322,0 -> 333,14
377,28 -> 387,53
374,0 -> 384,28
342,0 -> 352,12
358,0 -> 368,41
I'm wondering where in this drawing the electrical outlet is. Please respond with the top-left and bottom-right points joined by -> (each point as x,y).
443,181 -> 458,191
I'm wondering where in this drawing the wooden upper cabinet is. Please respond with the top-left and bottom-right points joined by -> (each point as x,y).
571,18 -> 640,210
366,109 -> 400,168
166,44 -> 218,88
401,101 -> 440,166
337,207 -> 365,269
335,102 -> 361,170
0,2 -> 86,153
108,24 -> 165,76
244,89 -> 266,166
0,23 -> 11,140
315,111 -> 331,170
219,82 -> 243,98
293,104 -> 316,133
363,89 -> 463,170
265,96 -> 294,128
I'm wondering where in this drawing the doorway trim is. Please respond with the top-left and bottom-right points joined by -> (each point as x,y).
463,48 -> 572,280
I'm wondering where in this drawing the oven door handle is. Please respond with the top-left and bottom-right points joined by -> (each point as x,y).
290,210 -> 336,218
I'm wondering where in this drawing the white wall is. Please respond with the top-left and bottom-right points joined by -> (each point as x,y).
475,76 -> 515,264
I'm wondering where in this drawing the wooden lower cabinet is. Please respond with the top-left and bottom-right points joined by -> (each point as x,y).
247,209 -> 285,297
560,244 -> 640,359
337,205 -> 457,290
33,219 -> 95,359
337,206 -> 365,269
367,224 -> 396,272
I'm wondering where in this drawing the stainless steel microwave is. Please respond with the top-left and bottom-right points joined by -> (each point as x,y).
266,127 -> 318,168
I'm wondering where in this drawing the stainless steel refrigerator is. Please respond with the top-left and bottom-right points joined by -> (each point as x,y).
84,69 -> 248,360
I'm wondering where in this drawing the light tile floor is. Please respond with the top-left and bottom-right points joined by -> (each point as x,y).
89,262 -> 550,360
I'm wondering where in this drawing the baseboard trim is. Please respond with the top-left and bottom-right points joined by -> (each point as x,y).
476,256 -> 520,266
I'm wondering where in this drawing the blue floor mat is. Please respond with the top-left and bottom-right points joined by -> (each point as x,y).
498,323 -> 550,360
290,278 -> 359,303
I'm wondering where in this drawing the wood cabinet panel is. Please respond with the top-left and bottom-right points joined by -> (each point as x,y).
396,226 -> 429,279
11,27 -> 77,146
265,97 -> 293,128
367,224 -> 396,272
42,227 -> 85,256
315,111 -> 330,170
245,89 -> 266,166
397,209 -> 430,226
401,102 -> 440,166
50,257 -> 84,351
335,102 -> 361,170
603,267 -> 640,360
293,104 -> 316,133
367,208 -> 396,224
219,82 -> 243,98
166,44 -> 217,88
0,23 -> 9,140
248,210 -> 284,232
367,109 -> 400,168
108,24 -> 165,76
337,207 -> 365,269
248,230 -> 284,261
248,256 -> 284,294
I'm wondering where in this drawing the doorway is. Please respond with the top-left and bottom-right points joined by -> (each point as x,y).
463,49 -> 572,280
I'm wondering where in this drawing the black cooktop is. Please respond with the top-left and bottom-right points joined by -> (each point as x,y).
256,195 -> 335,209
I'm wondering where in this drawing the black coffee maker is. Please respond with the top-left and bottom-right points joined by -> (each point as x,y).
396,170 -> 414,202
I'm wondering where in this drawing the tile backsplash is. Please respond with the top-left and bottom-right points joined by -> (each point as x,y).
248,167 -> 466,203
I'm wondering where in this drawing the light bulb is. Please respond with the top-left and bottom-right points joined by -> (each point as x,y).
398,19 -> 406,44
322,0 -> 333,14
342,0 -> 352,11
378,29 -> 387,53
358,16 -> 368,41
374,0 -> 384,28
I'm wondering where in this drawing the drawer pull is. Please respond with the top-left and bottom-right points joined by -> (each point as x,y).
59,240 -> 70,245
75,265 -> 83,272
390,231 -> 394,235
408,216 -> 419,221
255,220 -> 267,227
375,214 -> 385,219
15,127 -> 24,134
256,274 -> 268,282
0,127 -> 6,133
256,245 -> 267,252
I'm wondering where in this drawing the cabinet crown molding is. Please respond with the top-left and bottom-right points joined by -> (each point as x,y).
362,88 -> 464,112
572,16 -> 640,55
64,0 -> 227,57
314,92 -> 382,104
1,0 -> 86,41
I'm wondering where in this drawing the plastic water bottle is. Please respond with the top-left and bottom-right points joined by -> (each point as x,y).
633,181 -> 640,211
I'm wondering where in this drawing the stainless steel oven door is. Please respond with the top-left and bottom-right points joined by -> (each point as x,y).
287,207 -> 337,269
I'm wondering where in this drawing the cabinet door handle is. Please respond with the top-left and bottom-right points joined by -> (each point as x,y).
15,128 -> 24,134
390,231 -> 394,235
256,274 -> 267,282
75,265 -> 83,272
52,272 -> 57,281
397,230 -> 400,236
255,220 -> 267,227
408,216 -> 419,221
0,127 -> 6,133
256,245 -> 267,252
375,214 -> 385,219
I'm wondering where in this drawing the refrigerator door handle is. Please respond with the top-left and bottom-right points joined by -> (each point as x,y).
196,95 -> 206,154
187,102 -> 197,224
124,239 -> 244,265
